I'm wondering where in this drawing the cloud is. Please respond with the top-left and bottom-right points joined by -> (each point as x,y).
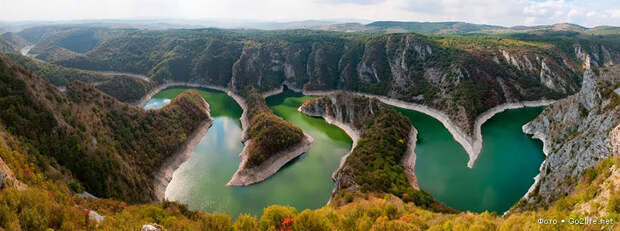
314,0 -> 387,5
397,0 -> 620,26
0,0 -> 618,27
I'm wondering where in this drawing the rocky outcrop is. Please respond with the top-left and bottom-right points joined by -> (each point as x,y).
87,209 -> 105,226
51,29 -> 620,168
57,32 -> 603,138
518,65 -> 620,210
574,43 -> 620,69
141,223 -> 162,231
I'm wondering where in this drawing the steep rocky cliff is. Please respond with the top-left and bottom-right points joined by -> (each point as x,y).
52,30 -> 620,140
518,64 -> 619,210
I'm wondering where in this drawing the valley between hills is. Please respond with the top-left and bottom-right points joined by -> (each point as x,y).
0,21 -> 618,230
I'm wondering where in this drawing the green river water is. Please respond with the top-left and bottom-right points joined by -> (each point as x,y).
144,87 -> 351,217
145,87 -> 545,216
397,107 -> 545,213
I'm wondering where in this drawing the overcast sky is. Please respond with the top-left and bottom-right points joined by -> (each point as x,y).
0,0 -> 618,27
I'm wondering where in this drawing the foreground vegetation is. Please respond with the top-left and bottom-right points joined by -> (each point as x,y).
242,87 -> 304,167
0,25 -> 618,230
1,153 -> 617,230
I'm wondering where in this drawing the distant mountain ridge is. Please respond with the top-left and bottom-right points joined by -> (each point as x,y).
313,21 -> 620,35
1,22 -> 619,168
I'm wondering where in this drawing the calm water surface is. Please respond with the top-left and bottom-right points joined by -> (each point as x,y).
146,87 -> 544,215
397,107 -> 545,212
144,87 -> 351,217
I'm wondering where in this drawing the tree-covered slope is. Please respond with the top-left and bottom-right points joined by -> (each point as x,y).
299,92 -> 451,212
0,32 -> 29,53
0,56 -> 211,202
0,39 -> 15,53
94,76 -> 155,103
1,53 -> 110,86
0,30 -> 617,230
51,28 -> 619,135
1,53 -> 154,103
19,26 -> 136,62
242,87 -> 304,167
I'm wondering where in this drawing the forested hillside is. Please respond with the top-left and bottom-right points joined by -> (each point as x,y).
0,56 -> 211,202
42,28 -> 619,136
299,93 -> 448,212
242,87 -> 304,167
2,53 -> 110,86
18,26 -> 136,61
0,23 -> 617,230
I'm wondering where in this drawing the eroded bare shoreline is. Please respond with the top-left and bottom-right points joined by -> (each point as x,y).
141,82 -> 316,190
153,98 -> 213,201
226,133 -> 314,186
144,82 -> 552,202
290,87 -> 554,168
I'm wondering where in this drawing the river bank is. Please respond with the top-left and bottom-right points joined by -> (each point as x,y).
226,88 -> 315,186
143,82 -> 550,211
153,98 -> 213,201
226,133 -> 314,186
298,101 -> 420,193
520,113 -> 553,202
296,88 -> 553,168
140,82 -> 317,189
402,128 -> 419,190
135,82 -> 229,107
136,79 -> 552,168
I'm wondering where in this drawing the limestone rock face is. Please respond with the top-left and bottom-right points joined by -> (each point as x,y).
52,29 -> 620,140
88,210 -> 105,225
520,65 -> 620,209
141,223 -> 162,231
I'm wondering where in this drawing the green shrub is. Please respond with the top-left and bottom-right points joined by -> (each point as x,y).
243,87 -> 304,167
200,213 -> 232,231
260,205 -> 297,230
233,214 -> 260,231
292,210 -> 329,231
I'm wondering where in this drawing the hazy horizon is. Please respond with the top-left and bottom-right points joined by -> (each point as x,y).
0,0 -> 618,28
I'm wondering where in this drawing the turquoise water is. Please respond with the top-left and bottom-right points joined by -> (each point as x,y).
397,107 -> 545,213
144,87 -> 351,217
146,86 -> 545,215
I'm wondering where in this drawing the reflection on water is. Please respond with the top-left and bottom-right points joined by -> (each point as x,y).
144,98 -> 170,110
